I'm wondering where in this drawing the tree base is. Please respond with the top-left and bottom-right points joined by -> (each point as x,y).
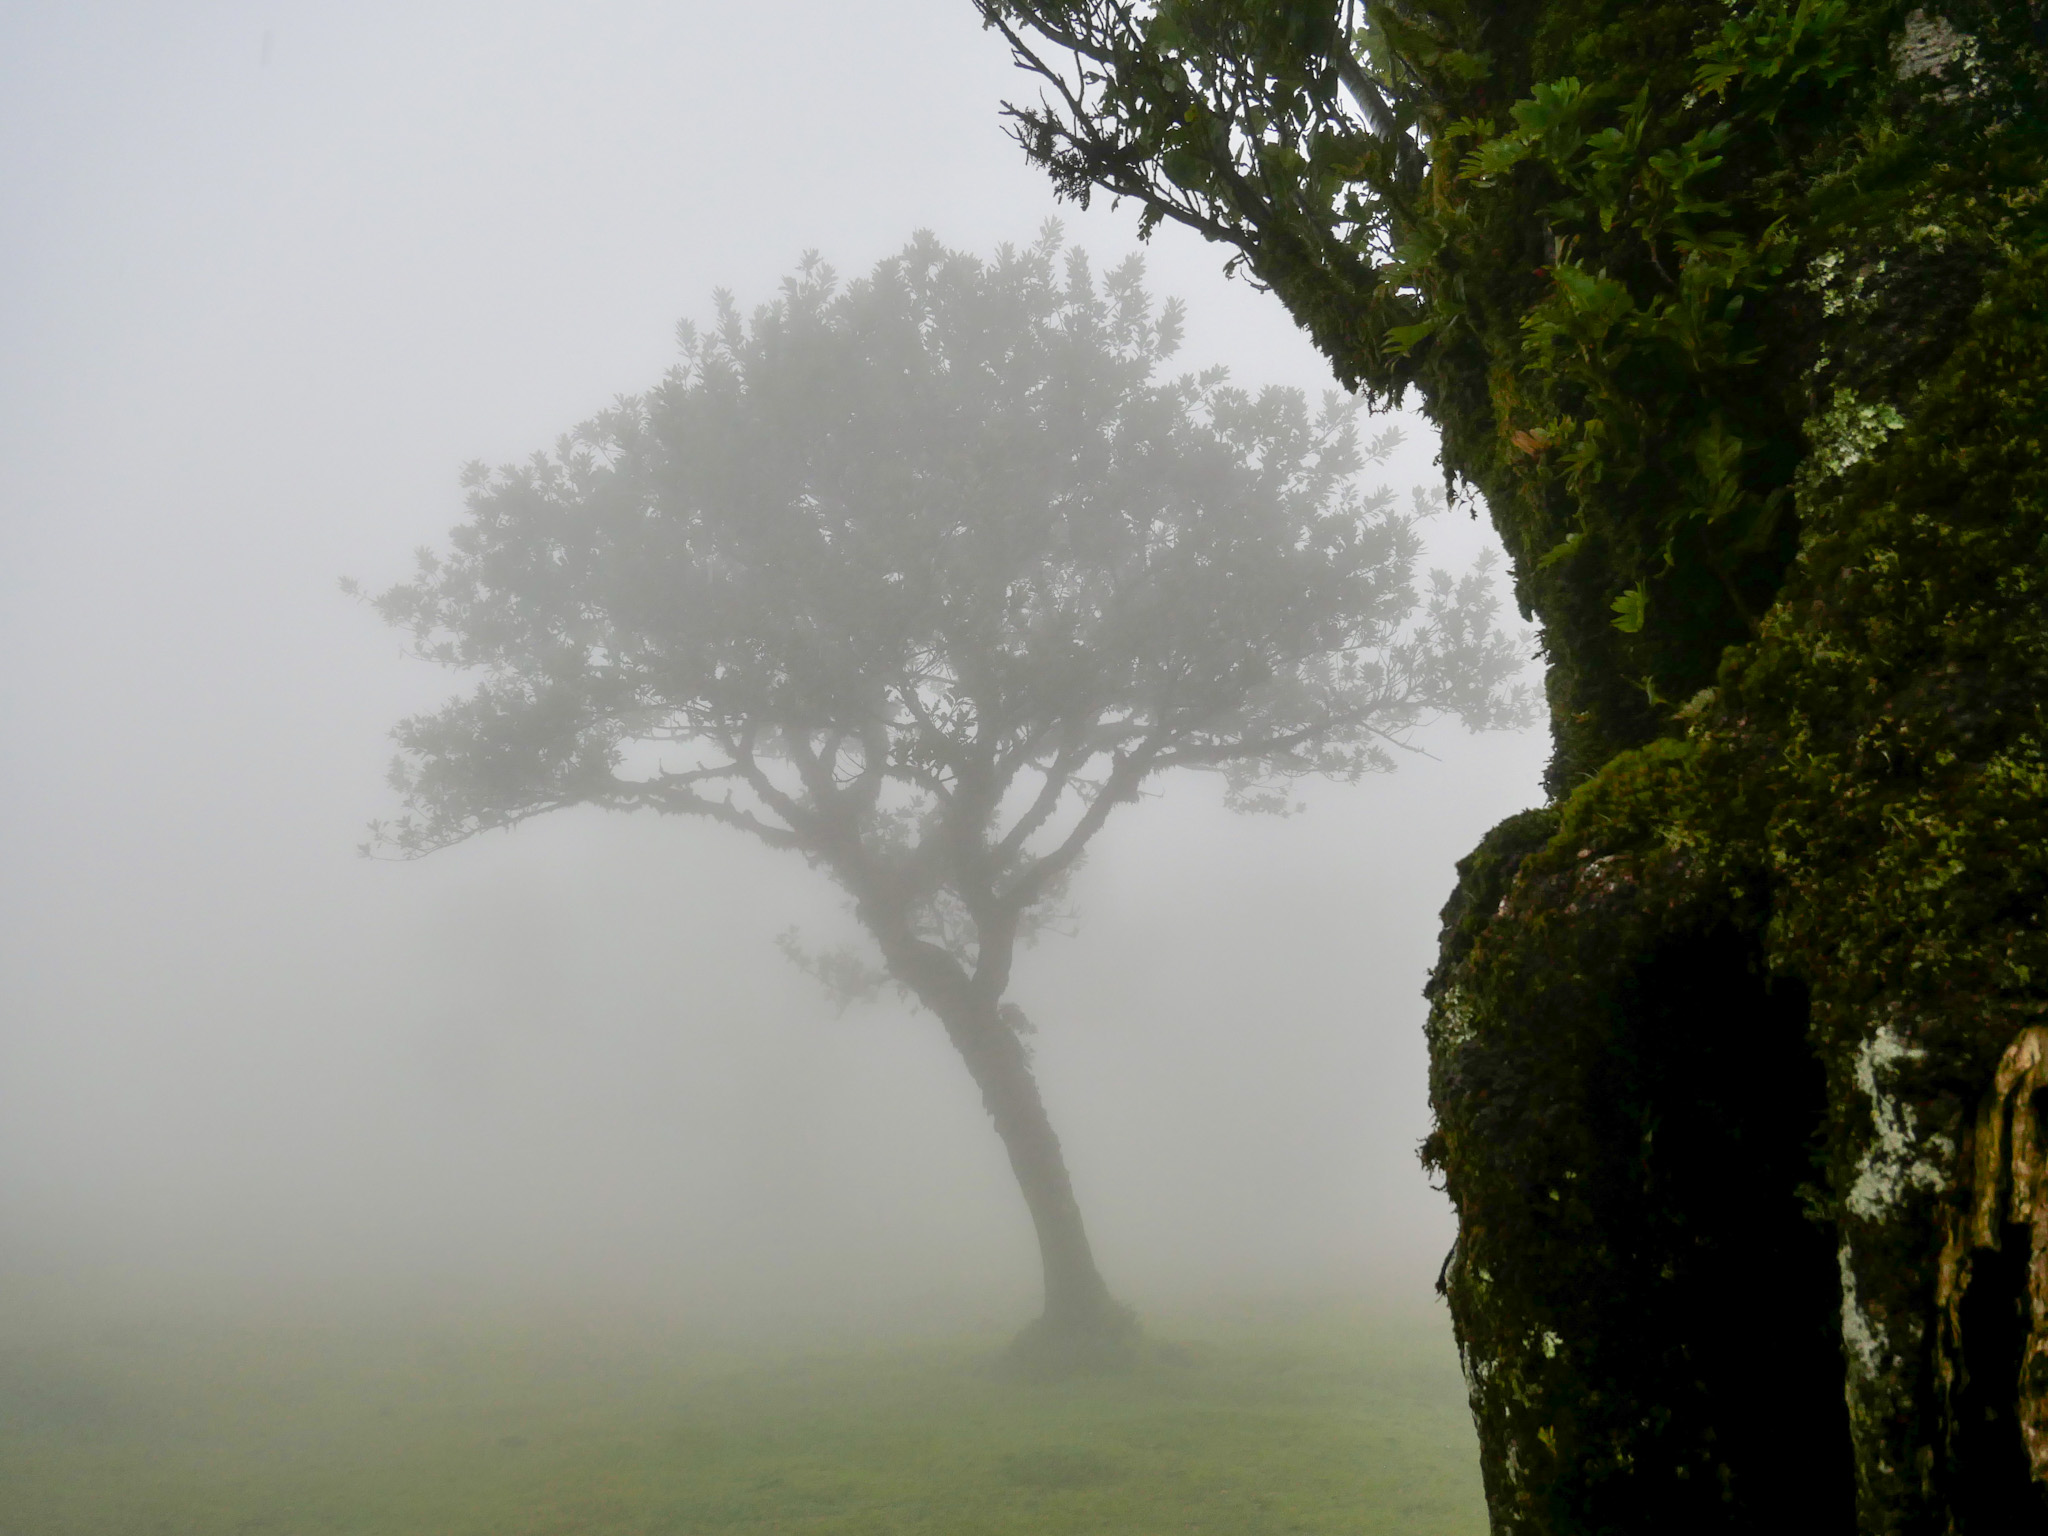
1001,1300 -> 1142,1380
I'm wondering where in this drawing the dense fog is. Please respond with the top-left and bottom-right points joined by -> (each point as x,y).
0,1 -> 1546,1341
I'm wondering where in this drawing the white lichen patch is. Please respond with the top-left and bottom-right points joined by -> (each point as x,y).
1892,10 -> 1984,98
1839,1244 -> 1886,1380
1431,984 -> 1478,1051
1894,11 -> 1964,77
1846,1020 -> 1954,1220
1458,1333 -> 1495,1391
1807,248 -> 1849,318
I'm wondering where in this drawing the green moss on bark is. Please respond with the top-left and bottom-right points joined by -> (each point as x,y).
1419,4 -> 2048,1531
1432,177 -> 2048,1536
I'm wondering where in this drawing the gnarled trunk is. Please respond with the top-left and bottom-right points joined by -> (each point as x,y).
1426,240 -> 2048,1532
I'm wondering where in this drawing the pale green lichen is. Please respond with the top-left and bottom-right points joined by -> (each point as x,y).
1892,9 -> 1985,98
1806,249 -> 1852,319
1799,386 -> 1909,489
1846,1020 -> 1953,1220
1431,983 -> 1478,1051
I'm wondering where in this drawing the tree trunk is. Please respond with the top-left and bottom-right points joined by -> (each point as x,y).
1388,9 -> 2048,1531
1427,238 -> 2048,1536
854,902 -> 1132,1365
1418,182 -> 2048,1536
934,999 -> 1135,1363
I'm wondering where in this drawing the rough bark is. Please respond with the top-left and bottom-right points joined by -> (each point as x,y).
986,0 -> 2047,1513
1426,194 -> 2048,1536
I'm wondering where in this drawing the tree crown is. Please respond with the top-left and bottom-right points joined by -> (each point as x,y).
367,228 -> 1522,989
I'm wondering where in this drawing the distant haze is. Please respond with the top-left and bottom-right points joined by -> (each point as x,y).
0,1 -> 1547,1338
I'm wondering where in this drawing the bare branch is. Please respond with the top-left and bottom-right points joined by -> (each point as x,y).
999,735 -> 1167,914
994,726 -> 1098,864
605,776 -> 805,850
721,726 -> 814,841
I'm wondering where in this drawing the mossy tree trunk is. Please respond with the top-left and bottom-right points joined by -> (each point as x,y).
1388,9 -> 2048,1520
984,0 -> 2048,1520
1424,193 -> 2048,1536
1429,246 -> 2048,1527
1417,7 -> 2048,1512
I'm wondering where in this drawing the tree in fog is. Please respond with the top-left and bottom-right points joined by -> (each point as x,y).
363,227 -> 1523,1364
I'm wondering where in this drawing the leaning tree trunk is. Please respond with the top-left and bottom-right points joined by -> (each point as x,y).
860,907 -> 1132,1364
935,999 -> 1134,1362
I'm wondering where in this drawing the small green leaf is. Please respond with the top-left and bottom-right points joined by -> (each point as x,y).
1385,318 -> 1440,355
1160,146 -> 1211,191
1611,584 -> 1649,633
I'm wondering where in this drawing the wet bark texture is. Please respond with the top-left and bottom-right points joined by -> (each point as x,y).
1416,5 -> 2048,1530
1428,825 -> 1857,1529
986,0 -> 2044,1505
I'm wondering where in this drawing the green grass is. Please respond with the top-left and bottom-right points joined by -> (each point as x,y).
0,1302 -> 1485,1535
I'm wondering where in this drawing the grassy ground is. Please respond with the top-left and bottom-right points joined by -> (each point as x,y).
0,1301 -> 1485,1535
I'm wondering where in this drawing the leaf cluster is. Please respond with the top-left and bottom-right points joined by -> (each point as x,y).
981,0 -> 2045,791
978,0 -> 1441,405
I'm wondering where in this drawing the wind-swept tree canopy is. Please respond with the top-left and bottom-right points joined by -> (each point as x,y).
364,227 -> 1522,1363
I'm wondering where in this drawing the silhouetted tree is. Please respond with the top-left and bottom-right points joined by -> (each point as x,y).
362,228 -> 1522,1364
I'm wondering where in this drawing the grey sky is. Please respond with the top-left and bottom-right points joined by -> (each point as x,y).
0,1 -> 1547,1333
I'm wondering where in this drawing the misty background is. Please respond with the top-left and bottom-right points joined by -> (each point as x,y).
0,2 -> 1546,1339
